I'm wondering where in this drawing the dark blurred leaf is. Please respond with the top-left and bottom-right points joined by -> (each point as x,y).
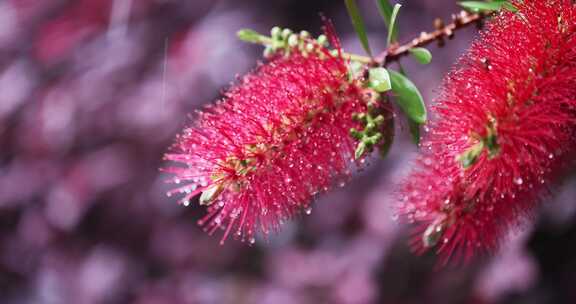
408,119 -> 421,145
389,70 -> 427,124
344,0 -> 373,56
379,113 -> 395,157
376,0 -> 398,43
387,4 -> 401,46
409,47 -> 432,65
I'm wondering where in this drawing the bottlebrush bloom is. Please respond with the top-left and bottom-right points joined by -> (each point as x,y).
163,33 -> 382,244
397,0 -> 576,265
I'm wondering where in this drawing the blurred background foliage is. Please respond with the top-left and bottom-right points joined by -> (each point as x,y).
0,0 -> 575,303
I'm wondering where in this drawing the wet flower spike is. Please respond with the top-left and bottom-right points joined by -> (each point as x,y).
398,0 -> 576,265
164,28 -> 388,244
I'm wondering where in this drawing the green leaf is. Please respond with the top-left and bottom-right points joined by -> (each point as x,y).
409,47 -> 432,65
237,29 -> 263,43
368,67 -> 392,92
501,1 -> 518,12
389,70 -> 427,124
376,0 -> 398,43
387,4 -> 402,46
459,1 -> 517,13
345,0 -> 373,56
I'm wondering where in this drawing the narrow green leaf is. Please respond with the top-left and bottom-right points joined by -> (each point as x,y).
387,4 -> 402,46
376,0 -> 398,43
368,67 -> 392,92
409,47 -> 432,65
389,70 -> 427,124
345,0 -> 373,56
459,1 -> 517,13
237,29 -> 263,43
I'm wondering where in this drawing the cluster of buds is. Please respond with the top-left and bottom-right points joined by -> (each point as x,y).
237,27 -> 330,59
350,94 -> 392,159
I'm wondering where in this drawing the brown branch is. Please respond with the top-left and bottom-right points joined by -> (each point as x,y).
376,10 -> 486,66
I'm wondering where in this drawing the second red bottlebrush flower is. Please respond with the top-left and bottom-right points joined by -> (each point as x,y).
164,30 -> 387,244
398,0 -> 576,265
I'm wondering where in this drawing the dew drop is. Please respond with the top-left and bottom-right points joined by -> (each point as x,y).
514,177 -> 524,185
249,237 -> 256,245
548,153 -> 554,159
305,207 -> 312,215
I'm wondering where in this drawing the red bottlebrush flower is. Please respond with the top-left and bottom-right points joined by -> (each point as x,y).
397,0 -> 576,265
164,36 -> 375,244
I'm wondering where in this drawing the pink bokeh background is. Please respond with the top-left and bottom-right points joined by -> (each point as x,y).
0,0 -> 575,303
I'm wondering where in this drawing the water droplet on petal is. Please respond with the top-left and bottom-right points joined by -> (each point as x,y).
514,177 -> 523,185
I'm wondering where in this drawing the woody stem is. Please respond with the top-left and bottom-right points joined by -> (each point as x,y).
345,10 -> 486,66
